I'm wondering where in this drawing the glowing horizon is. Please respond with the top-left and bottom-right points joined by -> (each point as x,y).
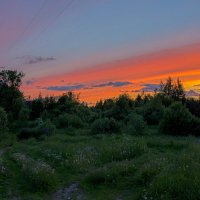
21,43 -> 200,104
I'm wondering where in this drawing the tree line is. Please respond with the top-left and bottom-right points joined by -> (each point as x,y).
0,69 -> 200,138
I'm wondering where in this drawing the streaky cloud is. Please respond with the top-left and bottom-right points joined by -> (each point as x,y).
17,56 -> 56,65
42,81 -> 134,92
133,83 -> 161,92
93,81 -> 133,88
45,84 -> 85,91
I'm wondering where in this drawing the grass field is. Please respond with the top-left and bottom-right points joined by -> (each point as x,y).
1,127 -> 200,200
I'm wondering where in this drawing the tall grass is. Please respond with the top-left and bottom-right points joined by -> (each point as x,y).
1,130 -> 200,199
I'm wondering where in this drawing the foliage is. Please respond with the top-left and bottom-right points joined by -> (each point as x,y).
142,99 -> 165,125
12,153 -> 58,192
153,92 -> 174,107
0,69 -> 24,88
113,94 -> 134,121
94,94 -> 134,122
17,127 -> 39,140
91,117 -> 120,134
160,77 -> 185,101
18,119 -> 55,139
18,107 -> 30,122
0,70 -> 24,120
55,113 -> 84,129
160,102 -> 200,136
0,107 -> 8,133
37,119 -> 56,136
57,92 -> 80,113
185,98 -> 200,117
126,113 -> 146,135
30,96 -> 44,120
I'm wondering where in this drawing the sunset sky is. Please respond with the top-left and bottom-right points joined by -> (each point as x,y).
1,0 -> 200,103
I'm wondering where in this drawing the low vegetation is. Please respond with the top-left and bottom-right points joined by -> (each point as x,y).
0,69 -> 200,199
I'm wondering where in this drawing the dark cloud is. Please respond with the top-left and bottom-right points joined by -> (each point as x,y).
43,80 -> 133,92
133,83 -> 160,92
45,84 -> 85,91
93,81 -> 133,88
186,90 -> 200,97
17,56 -> 56,65
193,84 -> 200,87
28,56 -> 56,64
26,80 -> 33,85
25,78 -> 36,86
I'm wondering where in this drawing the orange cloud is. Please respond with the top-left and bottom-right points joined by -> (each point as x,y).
22,43 -> 200,103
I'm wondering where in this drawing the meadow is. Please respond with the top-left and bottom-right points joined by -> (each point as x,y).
1,127 -> 200,200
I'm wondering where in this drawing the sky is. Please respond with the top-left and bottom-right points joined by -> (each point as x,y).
0,0 -> 200,104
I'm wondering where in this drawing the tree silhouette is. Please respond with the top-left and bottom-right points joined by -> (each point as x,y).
0,69 -> 25,120
0,69 -> 24,88
160,77 -> 185,101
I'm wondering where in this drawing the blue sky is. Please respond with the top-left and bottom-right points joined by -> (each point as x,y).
0,0 -> 200,101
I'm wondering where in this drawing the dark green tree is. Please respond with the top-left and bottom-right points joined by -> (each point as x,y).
30,95 -> 44,120
159,102 -> 200,136
0,69 -> 25,120
0,107 -> 8,133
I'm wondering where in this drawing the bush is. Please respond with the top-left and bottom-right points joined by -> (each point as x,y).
160,102 -> 200,136
126,113 -> 146,135
19,107 -> 30,121
13,107 -> 30,129
0,107 -> 8,133
18,128 -> 38,140
27,118 -> 43,128
37,119 -> 56,136
18,119 -> 55,139
189,117 -> 200,136
91,117 -> 120,134
55,113 -> 84,129
185,98 -> 200,117
142,100 -> 164,125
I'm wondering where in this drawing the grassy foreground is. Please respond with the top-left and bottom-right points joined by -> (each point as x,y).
1,127 -> 200,200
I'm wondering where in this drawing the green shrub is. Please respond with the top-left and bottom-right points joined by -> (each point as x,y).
189,117 -> 200,136
26,118 -> 42,128
160,102 -> 200,136
91,117 -> 120,134
13,107 -> 30,129
18,119 -> 55,139
55,113 -> 84,129
18,127 -> 38,139
0,107 -> 8,133
37,119 -> 56,136
12,153 -> 58,192
126,113 -> 146,135
142,100 -> 164,125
